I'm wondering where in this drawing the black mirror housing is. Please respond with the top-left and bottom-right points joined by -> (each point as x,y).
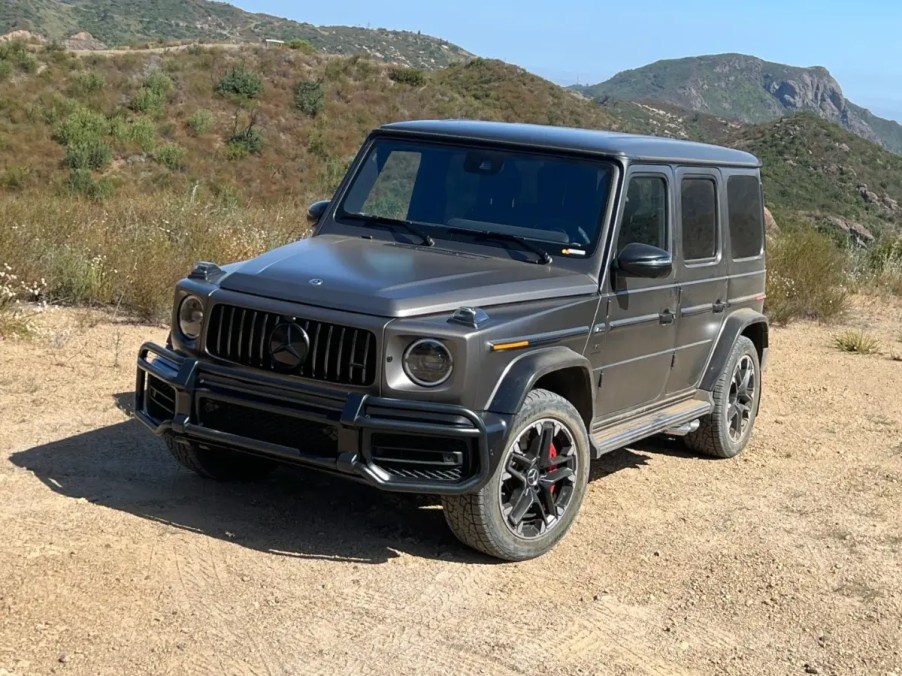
615,242 -> 672,278
307,199 -> 330,224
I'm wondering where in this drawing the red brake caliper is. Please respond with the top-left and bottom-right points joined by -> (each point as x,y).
548,442 -> 559,494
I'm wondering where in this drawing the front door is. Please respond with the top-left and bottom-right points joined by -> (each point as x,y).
593,167 -> 678,419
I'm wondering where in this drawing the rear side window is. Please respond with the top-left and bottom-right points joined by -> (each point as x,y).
728,176 -> 764,259
618,176 -> 668,253
681,178 -> 717,261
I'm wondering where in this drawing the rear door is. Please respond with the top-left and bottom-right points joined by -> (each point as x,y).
667,167 -> 729,395
594,166 -> 678,418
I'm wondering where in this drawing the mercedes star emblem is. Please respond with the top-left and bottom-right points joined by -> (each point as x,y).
269,321 -> 311,372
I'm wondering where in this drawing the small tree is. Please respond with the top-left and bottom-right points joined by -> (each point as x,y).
389,67 -> 426,87
294,80 -> 324,118
216,67 -> 263,100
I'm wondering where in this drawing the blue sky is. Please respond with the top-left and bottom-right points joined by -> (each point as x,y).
234,0 -> 902,122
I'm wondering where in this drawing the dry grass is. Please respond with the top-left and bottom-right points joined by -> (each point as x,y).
766,227 -> 848,324
832,329 -> 881,355
0,195 -> 308,320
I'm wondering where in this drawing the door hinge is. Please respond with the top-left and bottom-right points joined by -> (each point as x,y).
597,371 -> 604,388
670,353 -> 676,368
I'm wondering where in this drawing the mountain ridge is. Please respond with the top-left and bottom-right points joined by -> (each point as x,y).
575,53 -> 902,154
0,0 -> 473,70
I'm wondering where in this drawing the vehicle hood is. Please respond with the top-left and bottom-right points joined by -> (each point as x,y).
217,235 -> 597,318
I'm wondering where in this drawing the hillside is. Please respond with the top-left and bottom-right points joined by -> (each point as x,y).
576,54 -> 902,155
0,44 -> 617,204
729,113 -> 902,239
0,0 -> 472,70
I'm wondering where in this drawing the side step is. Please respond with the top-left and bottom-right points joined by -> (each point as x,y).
591,398 -> 712,457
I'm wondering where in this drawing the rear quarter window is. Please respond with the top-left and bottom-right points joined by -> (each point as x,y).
727,175 -> 764,259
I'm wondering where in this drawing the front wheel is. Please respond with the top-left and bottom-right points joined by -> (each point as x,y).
442,389 -> 590,561
684,335 -> 761,458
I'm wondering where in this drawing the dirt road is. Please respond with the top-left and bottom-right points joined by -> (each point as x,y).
1,300 -> 900,675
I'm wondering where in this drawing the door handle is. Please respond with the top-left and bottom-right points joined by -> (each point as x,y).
659,309 -> 675,325
712,300 -> 727,314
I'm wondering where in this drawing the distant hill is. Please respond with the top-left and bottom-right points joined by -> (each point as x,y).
0,0 -> 473,70
576,54 -> 902,155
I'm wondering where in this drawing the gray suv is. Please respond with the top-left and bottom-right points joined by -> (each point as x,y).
136,120 -> 768,561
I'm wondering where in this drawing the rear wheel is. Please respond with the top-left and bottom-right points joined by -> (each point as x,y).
442,389 -> 590,561
165,436 -> 275,481
684,336 -> 761,458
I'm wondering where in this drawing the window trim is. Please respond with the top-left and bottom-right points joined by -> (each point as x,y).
679,174 -> 721,267
726,174 -> 765,261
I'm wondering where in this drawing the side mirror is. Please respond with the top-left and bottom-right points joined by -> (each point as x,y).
615,242 -> 672,278
307,199 -> 330,224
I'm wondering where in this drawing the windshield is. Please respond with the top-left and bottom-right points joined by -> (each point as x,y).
337,138 -> 615,255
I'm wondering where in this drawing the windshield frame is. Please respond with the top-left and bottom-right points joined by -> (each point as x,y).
330,134 -> 619,262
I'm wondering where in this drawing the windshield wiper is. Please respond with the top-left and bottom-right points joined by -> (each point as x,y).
446,227 -> 552,265
341,212 -> 434,247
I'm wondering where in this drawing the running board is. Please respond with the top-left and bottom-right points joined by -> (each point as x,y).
591,399 -> 712,457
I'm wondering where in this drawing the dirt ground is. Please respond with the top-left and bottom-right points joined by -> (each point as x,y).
1,299 -> 900,676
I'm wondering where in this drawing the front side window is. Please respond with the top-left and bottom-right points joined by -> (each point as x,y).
617,175 -> 668,253
728,175 -> 764,259
339,138 -> 615,254
681,178 -> 718,261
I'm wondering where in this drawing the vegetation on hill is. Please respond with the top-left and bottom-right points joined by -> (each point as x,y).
0,44 -> 616,322
0,0 -> 472,70
0,41 -> 898,333
730,113 -> 902,238
576,53 -> 902,154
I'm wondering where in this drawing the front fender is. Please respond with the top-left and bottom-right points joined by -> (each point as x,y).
485,346 -> 594,418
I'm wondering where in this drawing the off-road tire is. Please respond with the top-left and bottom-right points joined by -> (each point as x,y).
685,336 -> 761,458
442,389 -> 590,561
165,436 -> 275,481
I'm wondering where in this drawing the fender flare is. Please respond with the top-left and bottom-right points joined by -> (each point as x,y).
700,309 -> 769,391
485,346 -> 595,423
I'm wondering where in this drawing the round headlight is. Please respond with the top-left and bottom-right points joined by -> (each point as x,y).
178,295 -> 204,340
403,338 -> 453,387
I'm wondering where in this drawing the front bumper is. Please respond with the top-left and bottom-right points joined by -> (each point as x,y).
135,343 -> 509,494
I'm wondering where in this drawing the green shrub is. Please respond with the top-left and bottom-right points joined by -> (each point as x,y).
0,41 -> 38,76
227,128 -> 263,158
68,169 -> 114,200
53,107 -> 108,146
389,67 -> 426,86
156,144 -> 187,171
0,165 -> 31,191
111,116 -> 156,152
766,228 -> 847,324
129,71 -> 173,114
130,86 -> 165,114
833,330 -> 880,355
188,109 -> 214,135
216,67 -> 263,100
143,70 -> 173,96
287,39 -> 315,54
294,80 -> 325,117
64,138 -> 112,171
70,70 -> 106,96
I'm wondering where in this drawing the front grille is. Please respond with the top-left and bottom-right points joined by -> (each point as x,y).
196,398 -> 338,457
206,304 -> 377,386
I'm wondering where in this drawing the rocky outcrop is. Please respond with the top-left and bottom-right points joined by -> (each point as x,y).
63,32 -> 106,51
763,207 -> 780,237
823,216 -> 875,245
